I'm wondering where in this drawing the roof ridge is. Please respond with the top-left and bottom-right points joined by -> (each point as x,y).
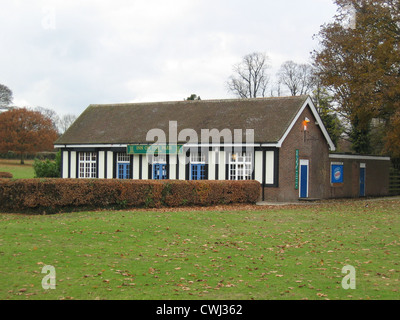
89,95 -> 309,108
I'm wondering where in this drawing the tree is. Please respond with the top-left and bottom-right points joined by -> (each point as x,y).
385,109 -> 400,158
313,0 -> 400,155
0,108 -> 58,164
277,61 -> 315,96
0,84 -> 13,109
35,106 -> 60,134
227,52 -> 271,98
311,85 -> 344,149
185,94 -> 201,101
58,114 -> 77,134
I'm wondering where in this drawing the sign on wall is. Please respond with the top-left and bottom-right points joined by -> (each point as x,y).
331,162 -> 344,184
127,144 -> 184,155
295,149 -> 299,190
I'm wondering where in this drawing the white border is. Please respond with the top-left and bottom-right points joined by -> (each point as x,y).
329,154 -> 390,161
277,96 -> 336,151
299,159 -> 309,198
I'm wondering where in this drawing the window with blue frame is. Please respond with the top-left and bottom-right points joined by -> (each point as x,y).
191,163 -> 206,180
331,162 -> 344,184
190,152 -> 206,180
152,154 -> 168,180
153,163 -> 167,180
117,153 -> 131,179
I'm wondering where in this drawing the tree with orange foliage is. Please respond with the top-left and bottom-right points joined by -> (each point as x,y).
0,108 -> 58,164
385,110 -> 400,159
313,0 -> 400,156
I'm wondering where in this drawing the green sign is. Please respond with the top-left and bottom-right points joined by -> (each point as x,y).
295,149 -> 299,190
127,145 -> 184,155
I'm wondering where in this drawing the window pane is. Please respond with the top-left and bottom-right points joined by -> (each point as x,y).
78,152 -> 97,179
229,152 -> 253,181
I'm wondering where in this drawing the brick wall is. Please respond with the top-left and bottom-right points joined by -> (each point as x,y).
328,157 -> 390,198
264,105 -> 331,201
262,103 -> 391,202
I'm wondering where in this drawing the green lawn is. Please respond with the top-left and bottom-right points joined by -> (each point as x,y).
0,159 -> 35,179
0,198 -> 399,300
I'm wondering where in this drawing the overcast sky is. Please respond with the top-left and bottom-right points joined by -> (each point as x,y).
0,0 -> 338,116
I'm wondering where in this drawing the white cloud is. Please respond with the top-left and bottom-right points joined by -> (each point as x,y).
0,0 -> 337,116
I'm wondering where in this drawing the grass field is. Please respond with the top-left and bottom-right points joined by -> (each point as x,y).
0,159 -> 35,179
0,198 -> 399,300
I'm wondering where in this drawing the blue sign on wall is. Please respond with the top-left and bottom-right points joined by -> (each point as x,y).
331,164 -> 344,184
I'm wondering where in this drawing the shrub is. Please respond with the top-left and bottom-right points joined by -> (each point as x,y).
0,179 -> 261,214
0,172 -> 13,179
33,151 -> 61,178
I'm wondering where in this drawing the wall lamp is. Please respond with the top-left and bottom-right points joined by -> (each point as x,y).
303,117 -> 310,131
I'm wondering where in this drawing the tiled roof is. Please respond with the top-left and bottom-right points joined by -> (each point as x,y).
56,95 -> 309,145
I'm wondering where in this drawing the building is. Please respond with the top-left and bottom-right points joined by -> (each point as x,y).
55,96 -> 391,201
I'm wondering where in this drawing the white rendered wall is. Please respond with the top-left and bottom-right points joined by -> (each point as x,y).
255,151 -> 263,183
266,151 -> 275,184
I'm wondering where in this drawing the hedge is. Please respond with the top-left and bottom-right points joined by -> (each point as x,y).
0,172 -> 13,179
0,179 -> 261,214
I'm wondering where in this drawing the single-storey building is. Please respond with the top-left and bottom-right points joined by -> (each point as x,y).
54,95 -> 391,202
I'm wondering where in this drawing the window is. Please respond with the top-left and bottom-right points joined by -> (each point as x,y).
229,152 -> 252,180
190,152 -> 206,163
117,153 -> 131,179
79,152 -> 97,178
152,154 -> 168,180
151,154 -> 167,164
153,163 -> 168,180
190,152 -> 206,180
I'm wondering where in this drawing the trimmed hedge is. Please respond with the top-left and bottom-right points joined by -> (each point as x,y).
0,179 -> 261,214
0,172 -> 13,179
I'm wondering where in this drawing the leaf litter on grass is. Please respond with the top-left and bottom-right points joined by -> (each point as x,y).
0,198 -> 399,300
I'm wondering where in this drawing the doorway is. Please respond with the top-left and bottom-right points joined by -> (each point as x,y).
299,159 -> 309,198
360,164 -> 366,197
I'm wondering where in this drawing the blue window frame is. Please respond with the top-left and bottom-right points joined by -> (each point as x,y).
118,163 -> 131,179
190,151 -> 206,180
153,163 -> 167,180
191,164 -> 206,180
117,153 -> 131,179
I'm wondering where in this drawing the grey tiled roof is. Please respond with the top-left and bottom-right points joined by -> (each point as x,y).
55,95 -> 309,145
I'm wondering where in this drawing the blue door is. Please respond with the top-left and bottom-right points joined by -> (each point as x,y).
118,163 -> 131,179
300,160 -> 309,198
153,163 -> 167,180
360,167 -> 366,197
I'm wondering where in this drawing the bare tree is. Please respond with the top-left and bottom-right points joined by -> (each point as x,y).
277,61 -> 315,96
227,52 -> 271,98
35,106 -> 60,134
0,84 -> 13,109
59,114 -> 77,134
